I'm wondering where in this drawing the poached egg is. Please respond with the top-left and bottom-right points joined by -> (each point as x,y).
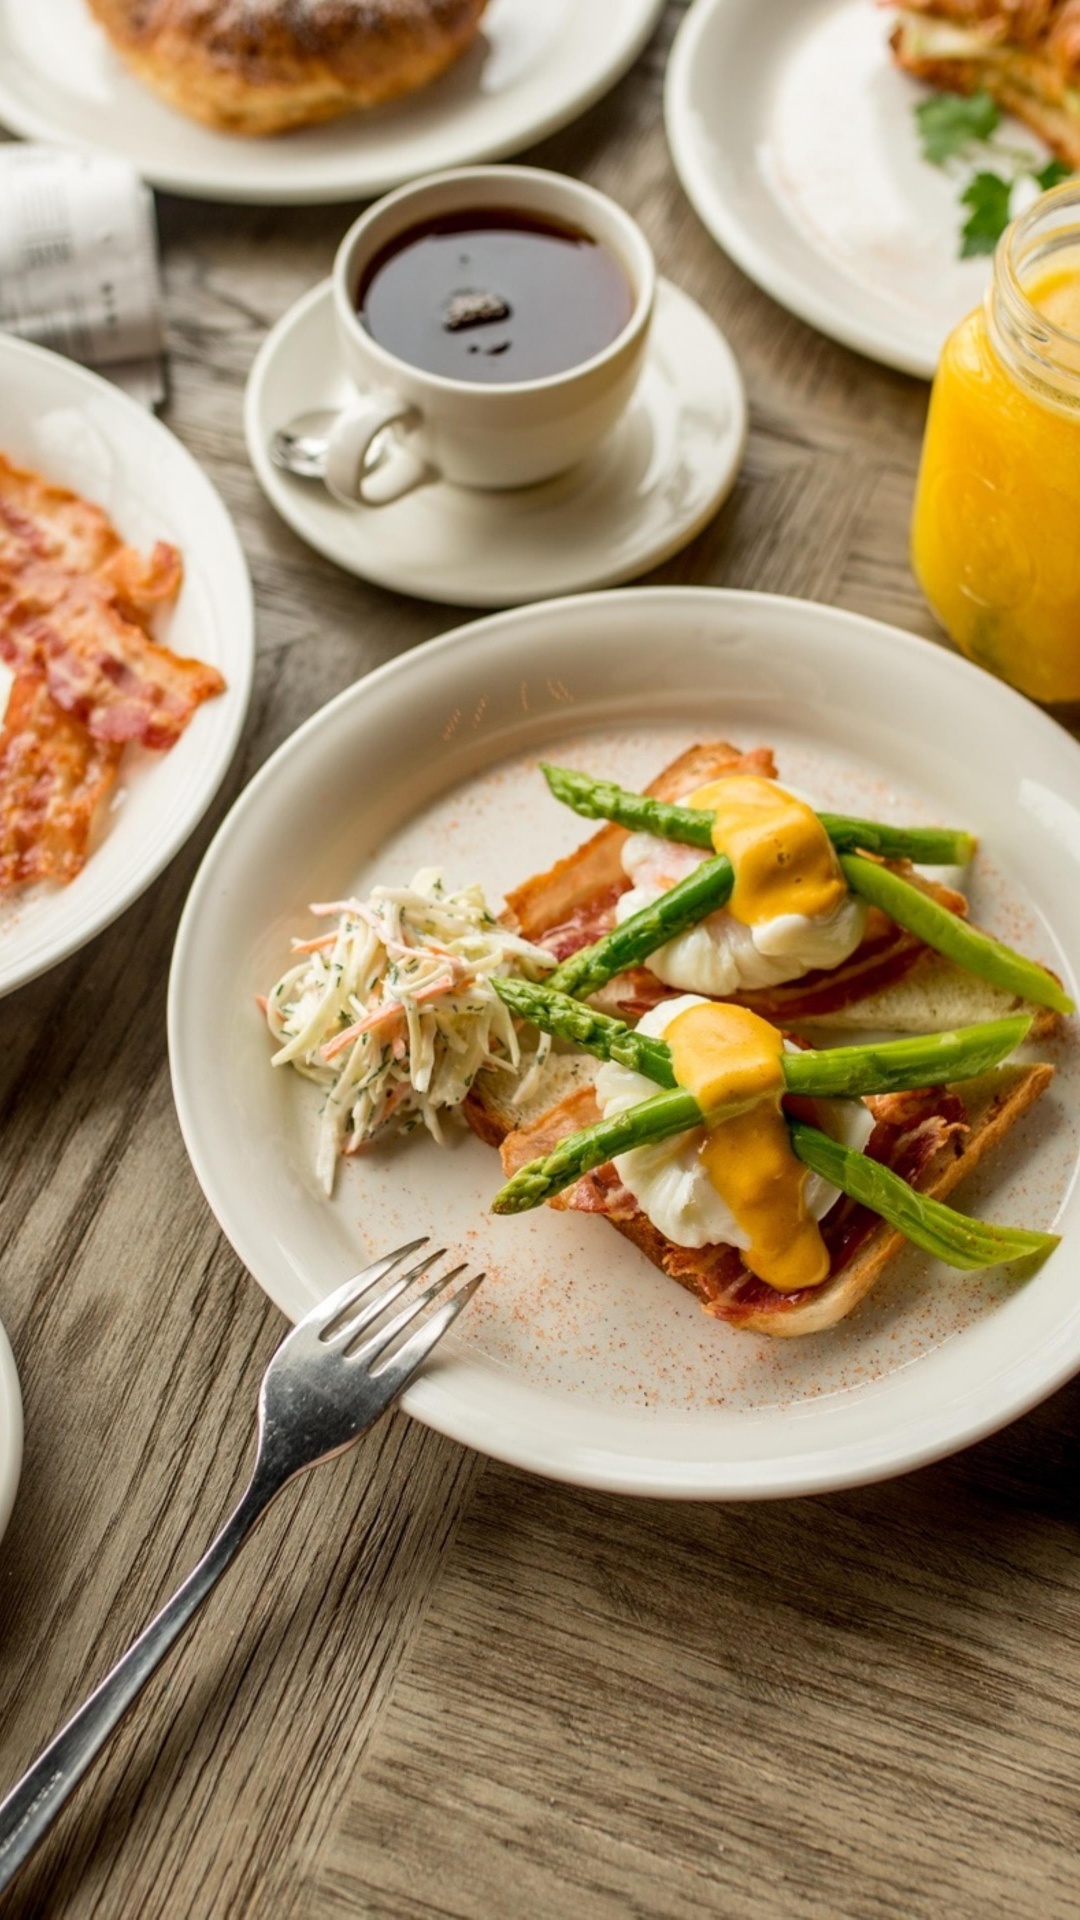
595,996 -> 874,1254
615,777 -> 869,994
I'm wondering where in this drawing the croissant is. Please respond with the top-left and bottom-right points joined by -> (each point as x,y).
86,0 -> 489,136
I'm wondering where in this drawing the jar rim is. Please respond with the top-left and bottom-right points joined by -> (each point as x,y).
999,178 -> 1080,344
990,178 -> 1080,408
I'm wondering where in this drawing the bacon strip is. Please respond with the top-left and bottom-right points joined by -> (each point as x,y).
0,674 -> 120,891
540,885 -> 625,963
99,540 -> 185,626
0,450 -> 226,890
0,453 -> 185,615
0,449 -> 222,751
0,563 -> 223,749
0,453 -> 124,576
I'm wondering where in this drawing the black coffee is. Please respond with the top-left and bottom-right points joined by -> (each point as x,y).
356,209 -> 635,385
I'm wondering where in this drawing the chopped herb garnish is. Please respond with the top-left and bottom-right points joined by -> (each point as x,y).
913,88 -> 1074,258
915,88 -> 1000,164
960,171 -> 1014,256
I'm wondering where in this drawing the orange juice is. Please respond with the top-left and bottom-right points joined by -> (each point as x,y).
912,185 -> 1080,703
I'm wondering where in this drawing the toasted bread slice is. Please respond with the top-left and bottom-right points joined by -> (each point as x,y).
771,949 -> 1061,1038
468,1054 -> 1054,1337
507,741 -> 1060,1040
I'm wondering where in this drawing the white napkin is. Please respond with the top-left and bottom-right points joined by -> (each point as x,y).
0,145 -> 165,408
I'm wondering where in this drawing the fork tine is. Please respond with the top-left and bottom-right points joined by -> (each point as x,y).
347,1262 -> 469,1368
371,1274 -> 483,1394
323,1248 -> 448,1346
305,1238 -> 428,1334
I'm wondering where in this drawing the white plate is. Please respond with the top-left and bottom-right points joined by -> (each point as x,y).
0,1316 -> 22,1547
168,587 -> 1080,1500
0,334 -> 253,999
0,0 -> 665,206
244,278 -> 747,607
665,0 -> 1050,379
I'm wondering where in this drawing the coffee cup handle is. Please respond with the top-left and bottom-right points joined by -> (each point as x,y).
324,393 -> 433,507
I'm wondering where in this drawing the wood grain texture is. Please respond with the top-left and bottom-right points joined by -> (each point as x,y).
311,1425 -> 1080,1920
2,3 -> 1080,1916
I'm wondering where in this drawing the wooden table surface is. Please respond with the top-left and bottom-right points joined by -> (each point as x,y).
4,6 -> 1080,1916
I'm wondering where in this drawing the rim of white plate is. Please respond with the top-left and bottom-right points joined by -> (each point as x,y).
664,0 -> 940,379
168,588 -> 1080,1498
0,1317 -> 23,1547
0,334 -> 254,998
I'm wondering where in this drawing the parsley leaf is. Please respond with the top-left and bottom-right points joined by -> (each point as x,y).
1035,158 -> 1072,192
915,89 -> 1000,165
913,85 -> 1074,256
959,171 -> 1014,256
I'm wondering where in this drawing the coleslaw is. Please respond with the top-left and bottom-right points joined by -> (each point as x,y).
264,868 -> 555,1192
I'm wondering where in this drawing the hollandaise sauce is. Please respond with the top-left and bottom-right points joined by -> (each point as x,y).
689,775 -> 847,922
912,181 -> 1080,703
666,1001 -> 830,1292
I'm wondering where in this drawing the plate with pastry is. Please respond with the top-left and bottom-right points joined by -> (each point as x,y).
168,586 -> 1080,1500
0,331 -> 252,998
0,0 -> 666,205
665,0 -> 1077,378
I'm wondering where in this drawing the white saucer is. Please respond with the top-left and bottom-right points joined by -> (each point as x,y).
0,1316 -> 22,1548
244,278 -> 747,608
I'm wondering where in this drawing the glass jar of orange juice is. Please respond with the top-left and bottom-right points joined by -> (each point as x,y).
912,180 -> 1080,704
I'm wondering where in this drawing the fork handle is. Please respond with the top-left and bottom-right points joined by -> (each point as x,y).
0,1463 -> 282,1896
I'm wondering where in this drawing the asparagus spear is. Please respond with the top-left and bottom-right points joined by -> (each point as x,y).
839,855 -> 1073,1016
789,1123 -> 1058,1269
548,854 -> 734,997
539,765 -> 1071,1015
493,977 -> 679,1085
540,764 -> 977,866
491,1092 -> 1058,1271
541,765 -> 714,850
492,1087 -> 702,1214
783,1021 -> 1032,1096
492,977 -> 1031,1099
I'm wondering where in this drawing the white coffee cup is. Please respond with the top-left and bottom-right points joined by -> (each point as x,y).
325,165 -> 656,507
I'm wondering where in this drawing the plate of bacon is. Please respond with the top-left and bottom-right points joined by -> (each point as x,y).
0,332 -> 252,997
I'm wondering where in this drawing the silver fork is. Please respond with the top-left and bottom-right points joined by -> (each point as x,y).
0,1239 -> 480,1895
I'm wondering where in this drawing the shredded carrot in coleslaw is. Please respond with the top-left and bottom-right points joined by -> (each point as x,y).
263,867 -> 555,1193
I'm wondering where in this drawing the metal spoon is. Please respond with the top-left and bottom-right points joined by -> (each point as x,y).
270,409 -> 338,480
